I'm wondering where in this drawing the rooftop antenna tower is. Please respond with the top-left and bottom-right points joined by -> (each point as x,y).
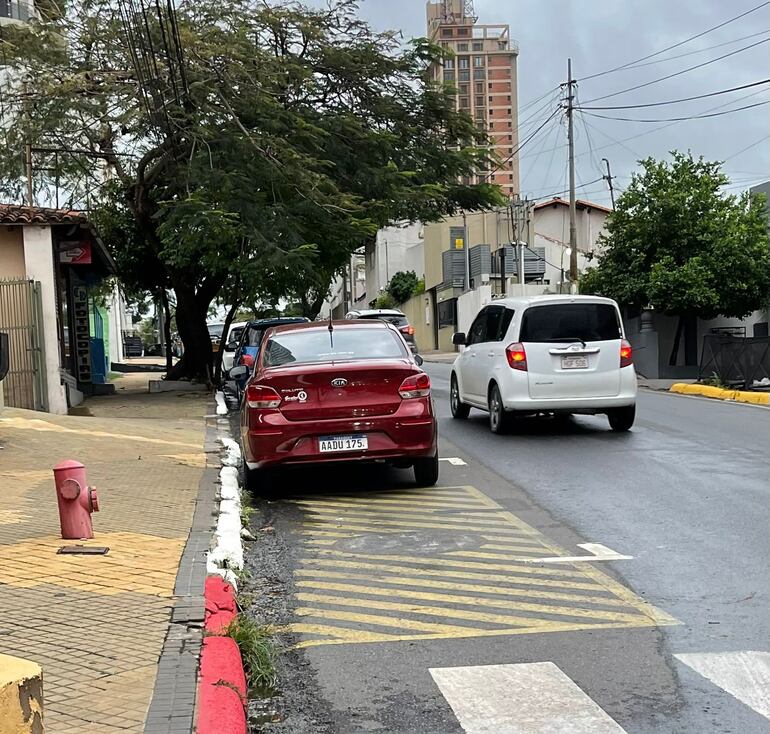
463,0 -> 478,22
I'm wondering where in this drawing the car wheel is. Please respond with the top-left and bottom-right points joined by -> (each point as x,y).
608,405 -> 635,432
450,374 -> 470,419
488,383 -> 511,435
414,453 -> 439,487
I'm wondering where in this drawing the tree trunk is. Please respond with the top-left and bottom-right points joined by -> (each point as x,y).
160,288 -> 173,373
668,314 -> 685,366
214,299 -> 241,385
166,282 -> 215,384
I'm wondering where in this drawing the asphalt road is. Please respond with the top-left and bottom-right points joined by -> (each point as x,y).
241,365 -> 769,734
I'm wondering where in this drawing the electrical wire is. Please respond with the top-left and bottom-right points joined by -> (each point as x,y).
581,37 -> 769,104
578,1 -> 770,82
576,79 -> 770,110
581,100 -> 769,123
721,134 -> 770,162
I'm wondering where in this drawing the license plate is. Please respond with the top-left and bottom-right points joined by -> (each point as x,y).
319,434 -> 368,453
561,355 -> 589,369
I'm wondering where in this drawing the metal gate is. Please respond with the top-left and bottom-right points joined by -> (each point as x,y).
0,279 -> 47,410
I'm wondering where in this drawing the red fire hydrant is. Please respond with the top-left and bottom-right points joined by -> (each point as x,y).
52,460 -> 100,540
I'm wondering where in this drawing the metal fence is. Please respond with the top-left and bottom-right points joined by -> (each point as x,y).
0,279 -> 47,410
698,334 -> 770,390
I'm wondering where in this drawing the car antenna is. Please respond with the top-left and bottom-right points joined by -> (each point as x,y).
328,312 -> 334,349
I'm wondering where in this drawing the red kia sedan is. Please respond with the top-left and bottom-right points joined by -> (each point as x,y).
236,320 -> 438,492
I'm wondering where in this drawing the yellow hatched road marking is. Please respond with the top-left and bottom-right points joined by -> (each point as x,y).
295,607 -> 485,635
285,623 -> 403,643
302,518 -> 537,536
291,497 -> 489,511
296,585 -> 648,624
303,537 -> 553,557
294,570 -> 629,607
300,505 -> 519,528
299,557 -> 607,591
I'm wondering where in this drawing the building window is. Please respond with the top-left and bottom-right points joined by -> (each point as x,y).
457,42 -> 469,51
488,96 -> 493,103
459,96 -> 470,109
509,174 -> 514,181
507,95 -> 511,101
475,82 -> 484,94
474,68 -> 486,80
472,41 -> 483,51
458,57 -> 470,69
473,56 -> 485,67
475,95 -> 484,107
458,84 -> 469,95
458,69 -> 470,81
457,27 -> 470,36
507,108 -> 512,114
441,28 -> 453,37
443,70 -> 455,81
443,58 -> 454,69
508,134 -> 513,141
507,121 -> 512,128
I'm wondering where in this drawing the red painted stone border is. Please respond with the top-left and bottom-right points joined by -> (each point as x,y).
196,576 -> 247,734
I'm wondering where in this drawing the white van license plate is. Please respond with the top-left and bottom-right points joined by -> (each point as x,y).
562,356 -> 589,369
319,435 -> 368,453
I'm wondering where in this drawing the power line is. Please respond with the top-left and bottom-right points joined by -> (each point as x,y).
576,79 -> 770,110
578,1 -> 770,82
582,100 -> 769,123
581,37 -> 769,104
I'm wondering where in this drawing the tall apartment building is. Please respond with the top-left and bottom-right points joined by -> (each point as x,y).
426,0 -> 520,198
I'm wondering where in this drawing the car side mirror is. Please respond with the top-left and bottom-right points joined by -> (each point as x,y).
229,365 -> 248,379
225,341 -> 238,352
414,355 -> 424,367
452,332 -> 466,346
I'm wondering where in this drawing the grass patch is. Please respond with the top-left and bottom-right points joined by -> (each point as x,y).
240,491 -> 256,527
226,615 -> 277,694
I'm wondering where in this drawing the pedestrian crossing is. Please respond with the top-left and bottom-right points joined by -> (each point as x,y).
284,485 -> 677,648
430,652 -> 770,732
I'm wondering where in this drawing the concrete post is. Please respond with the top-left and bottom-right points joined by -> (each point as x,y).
0,654 -> 44,733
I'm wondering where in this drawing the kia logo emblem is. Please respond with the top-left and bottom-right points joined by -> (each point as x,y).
331,378 -> 348,388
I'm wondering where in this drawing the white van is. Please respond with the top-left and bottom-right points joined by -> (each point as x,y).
450,295 -> 637,433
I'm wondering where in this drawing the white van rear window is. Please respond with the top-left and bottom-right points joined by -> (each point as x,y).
519,304 -> 621,343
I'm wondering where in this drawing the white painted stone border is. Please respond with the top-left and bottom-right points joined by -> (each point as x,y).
215,390 -> 228,416
207,434 -> 245,589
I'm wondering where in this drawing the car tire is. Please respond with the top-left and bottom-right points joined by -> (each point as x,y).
488,383 -> 512,435
450,374 -> 471,419
414,453 -> 439,487
608,405 -> 635,432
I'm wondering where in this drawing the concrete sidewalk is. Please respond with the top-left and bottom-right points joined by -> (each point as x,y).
0,374 -> 214,733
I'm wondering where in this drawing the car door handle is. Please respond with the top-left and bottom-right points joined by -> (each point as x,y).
487,351 -> 495,358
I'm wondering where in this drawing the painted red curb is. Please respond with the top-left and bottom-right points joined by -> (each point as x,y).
204,576 -> 237,634
196,576 -> 247,734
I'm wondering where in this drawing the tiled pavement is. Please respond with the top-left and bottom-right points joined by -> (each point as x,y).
0,374 -> 214,733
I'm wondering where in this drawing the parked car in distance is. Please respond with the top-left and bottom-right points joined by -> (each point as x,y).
208,323 -> 225,353
228,317 -> 311,399
232,319 -> 437,491
221,321 -> 248,373
450,295 -> 637,433
345,309 -> 419,354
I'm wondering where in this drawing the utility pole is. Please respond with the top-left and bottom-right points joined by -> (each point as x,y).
602,157 -> 616,209
462,211 -> 470,291
22,82 -> 33,207
566,59 -> 578,292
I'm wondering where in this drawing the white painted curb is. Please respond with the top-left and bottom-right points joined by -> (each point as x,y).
215,391 -> 228,416
207,436 -> 246,589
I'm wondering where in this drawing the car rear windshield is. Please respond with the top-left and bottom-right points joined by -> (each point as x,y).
519,303 -> 621,343
357,314 -> 409,327
263,328 -> 406,367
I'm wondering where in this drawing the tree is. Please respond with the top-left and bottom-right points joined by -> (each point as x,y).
581,152 -> 770,364
387,270 -> 419,305
0,0 -> 505,382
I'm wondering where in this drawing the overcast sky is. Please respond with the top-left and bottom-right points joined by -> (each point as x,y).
323,0 -> 770,208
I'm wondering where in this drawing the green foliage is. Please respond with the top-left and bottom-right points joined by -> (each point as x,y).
225,616 -> 277,694
375,292 -> 396,309
387,270 -> 420,304
0,0 -> 505,374
581,152 -> 770,319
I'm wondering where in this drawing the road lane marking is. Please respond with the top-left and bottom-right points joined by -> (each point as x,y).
430,662 -> 628,733
439,457 -> 468,465
675,651 -> 770,720
287,485 -> 677,646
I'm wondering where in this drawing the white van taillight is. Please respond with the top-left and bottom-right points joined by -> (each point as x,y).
246,384 -> 282,409
506,343 -> 528,371
620,339 -> 633,368
399,373 -> 431,398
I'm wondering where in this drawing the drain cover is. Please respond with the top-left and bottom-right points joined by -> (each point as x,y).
57,546 -> 110,555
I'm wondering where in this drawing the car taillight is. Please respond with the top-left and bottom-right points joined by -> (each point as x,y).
505,343 -> 527,371
240,353 -> 255,368
246,384 -> 281,409
399,372 -> 431,399
620,339 -> 633,367
400,325 -> 415,336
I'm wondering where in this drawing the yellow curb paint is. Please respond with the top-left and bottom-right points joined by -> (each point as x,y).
0,654 -> 44,734
670,383 -> 769,405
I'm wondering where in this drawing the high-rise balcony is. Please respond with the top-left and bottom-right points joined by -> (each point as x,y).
0,0 -> 32,23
